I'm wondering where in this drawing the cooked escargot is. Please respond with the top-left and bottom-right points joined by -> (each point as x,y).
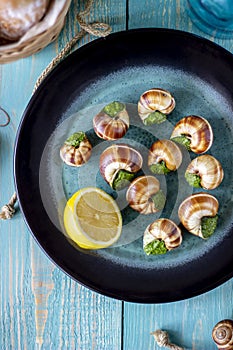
212,319 -> 233,350
143,218 -> 182,255
138,88 -> 175,125
171,115 -> 213,154
60,132 -> 92,167
178,193 -> 219,239
185,155 -> 224,190
93,101 -> 129,140
126,175 -> 166,214
99,144 -> 143,190
148,139 -> 182,174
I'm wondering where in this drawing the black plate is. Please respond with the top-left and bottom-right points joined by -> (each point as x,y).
14,29 -> 233,303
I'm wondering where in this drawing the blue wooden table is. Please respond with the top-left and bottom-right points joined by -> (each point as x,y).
1,0 -> 233,349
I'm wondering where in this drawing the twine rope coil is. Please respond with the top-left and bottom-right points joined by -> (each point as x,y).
0,0 -> 111,220
151,330 -> 184,350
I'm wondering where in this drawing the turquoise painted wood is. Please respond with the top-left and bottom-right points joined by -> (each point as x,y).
0,0 -> 233,349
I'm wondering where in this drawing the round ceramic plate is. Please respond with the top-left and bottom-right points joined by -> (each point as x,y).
14,29 -> 233,303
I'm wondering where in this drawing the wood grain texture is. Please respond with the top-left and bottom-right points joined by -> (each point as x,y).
124,1 -> 233,349
0,1 -> 125,349
1,0 -> 233,349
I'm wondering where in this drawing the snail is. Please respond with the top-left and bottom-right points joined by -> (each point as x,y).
99,144 -> 143,190
148,139 -> 182,174
93,101 -> 129,140
212,319 -> 233,350
126,175 -> 166,214
60,132 -> 92,167
170,115 -> 213,154
178,192 -> 219,239
143,218 -> 182,255
138,88 -> 176,125
185,154 -> 224,190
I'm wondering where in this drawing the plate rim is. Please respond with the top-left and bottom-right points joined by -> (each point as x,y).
14,28 -> 233,303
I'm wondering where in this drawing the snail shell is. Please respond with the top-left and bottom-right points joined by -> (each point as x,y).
212,319 -> 233,350
60,132 -> 92,167
143,218 -> 182,252
93,101 -> 129,140
99,144 -> 143,188
148,139 -> 182,174
178,192 -> 219,239
126,175 -> 165,214
138,88 -> 175,124
170,115 -> 213,154
185,154 -> 224,190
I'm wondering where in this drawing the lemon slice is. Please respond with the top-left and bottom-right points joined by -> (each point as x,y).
64,187 -> 122,249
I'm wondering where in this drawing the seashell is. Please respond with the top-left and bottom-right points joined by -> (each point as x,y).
126,175 -> 166,214
138,88 -> 176,125
93,101 -> 129,140
60,132 -> 92,167
178,192 -> 219,239
212,319 -> 233,350
185,154 -> 224,190
148,139 -> 182,174
170,115 -> 213,154
99,144 -> 143,190
143,218 -> 182,255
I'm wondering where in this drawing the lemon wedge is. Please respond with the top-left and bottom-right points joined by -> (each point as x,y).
64,187 -> 122,249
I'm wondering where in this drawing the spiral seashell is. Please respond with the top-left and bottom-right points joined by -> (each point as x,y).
60,132 -> 92,167
143,218 -> 182,255
99,144 -> 143,190
93,101 -> 129,140
126,175 -> 166,214
138,88 -> 176,125
178,193 -> 219,239
170,115 -> 213,154
185,154 -> 224,190
148,139 -> 182,174
212,319 -> 233,350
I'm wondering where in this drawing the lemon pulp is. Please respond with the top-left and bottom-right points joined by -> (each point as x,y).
64,187 -> 122,249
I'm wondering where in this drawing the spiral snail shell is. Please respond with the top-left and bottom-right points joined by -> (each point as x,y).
99,144 -> 143,190
212,319 -> 233,350
126,175 -> 166,214
148,139 -> 182,174
93,101 -> 129,140
178,193 -> 219,239
143,218 -> 182,255
138,88 -> 176,125
171,115 -> 213,154
185,154 -> 224,190
60,132 -> 92,167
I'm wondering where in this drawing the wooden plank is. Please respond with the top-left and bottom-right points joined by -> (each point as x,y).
0,0 -> 126,349
123,0 -> 233,349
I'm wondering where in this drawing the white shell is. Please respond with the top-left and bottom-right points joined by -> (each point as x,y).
143,218 -> 182,251
126,175 -> 165,214
185,154 -> 224,190
138,88 -> 175,122
178,193 -> 219,238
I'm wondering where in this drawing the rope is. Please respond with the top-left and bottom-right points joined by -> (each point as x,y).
0,193 -> 17,220
0,0 -> 112,220
33,0 -> 111,92
151,330 -> 184,350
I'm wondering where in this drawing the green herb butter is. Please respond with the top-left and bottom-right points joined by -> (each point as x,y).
150,160 -> 170,175
65,132 -> 86,148
171,135 -> 191,150
144,111 -> 167,125
112,170 -> 134,191
103,101 -> 125,118
144,240 -> 168,255
151,190 -> 166,211
185,172 -> 202,188
201,215 -> 218,239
